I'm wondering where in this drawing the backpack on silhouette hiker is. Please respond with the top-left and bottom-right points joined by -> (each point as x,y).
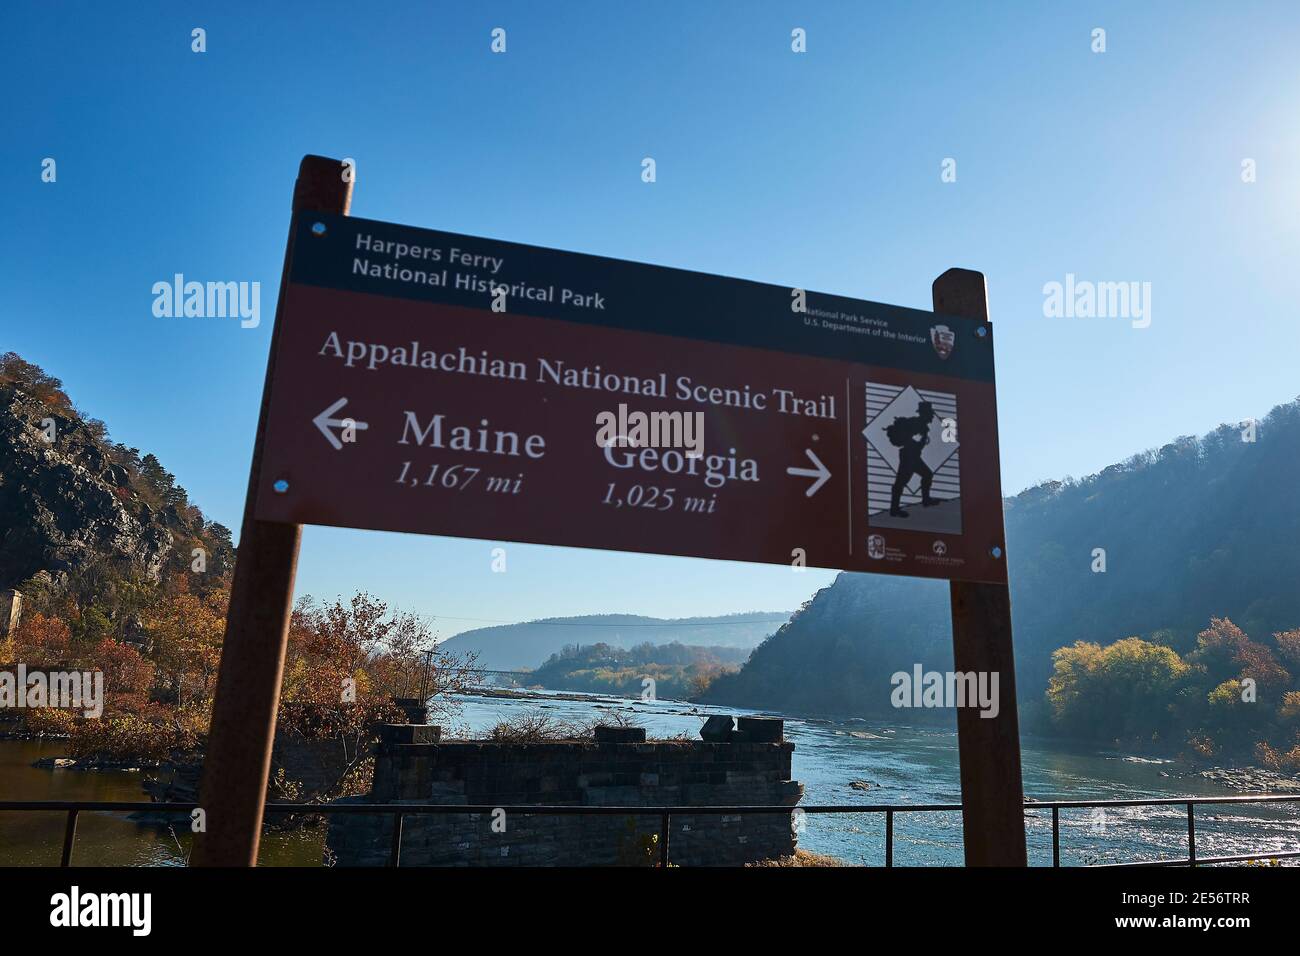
885,418 -> 912,445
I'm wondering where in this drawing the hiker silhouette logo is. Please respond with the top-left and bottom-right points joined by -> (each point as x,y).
863,383 -> 961,534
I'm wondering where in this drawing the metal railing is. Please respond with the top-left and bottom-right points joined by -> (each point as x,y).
3,794 -> 1299,867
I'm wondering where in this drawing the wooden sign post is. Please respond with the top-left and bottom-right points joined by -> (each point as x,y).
933,269 -> 1028,866
191,156 -> 351,866
193,157 -> 1027,867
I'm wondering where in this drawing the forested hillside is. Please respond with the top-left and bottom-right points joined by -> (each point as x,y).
0,353 -> 469,779
703,398 -> 1300,726
0,352 -> 233,591
440,612 -> 788,670
528,641 -> 748,699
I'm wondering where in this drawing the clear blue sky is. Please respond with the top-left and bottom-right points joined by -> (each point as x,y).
5,2 -> 1298,637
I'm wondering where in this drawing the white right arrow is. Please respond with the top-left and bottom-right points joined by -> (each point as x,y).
787,448 -> 831,497
313,397 -> 369,451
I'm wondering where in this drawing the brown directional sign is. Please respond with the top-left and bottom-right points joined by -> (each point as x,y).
253,212 -> 1008,583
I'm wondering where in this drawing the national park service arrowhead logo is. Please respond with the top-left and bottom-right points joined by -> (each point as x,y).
930,324 -> 955,360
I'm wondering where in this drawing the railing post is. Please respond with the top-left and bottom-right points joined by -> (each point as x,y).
1187,803 -> 1196,866
1052,806 -> 1060,867
60,809 -> 78,867
885,810 -> 894,867
659,812 -> 670,867
389,812 -> 405,867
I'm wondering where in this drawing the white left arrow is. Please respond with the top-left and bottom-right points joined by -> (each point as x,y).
313,397 -> 369,450
787,448 -> 831,497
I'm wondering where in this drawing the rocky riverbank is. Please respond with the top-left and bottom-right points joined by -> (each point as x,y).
1195,766 -> 1300,792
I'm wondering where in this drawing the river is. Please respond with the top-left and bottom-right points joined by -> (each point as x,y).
3,690 -> 1298,866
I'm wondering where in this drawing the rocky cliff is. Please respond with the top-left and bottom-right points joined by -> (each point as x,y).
0,353 -> 232,591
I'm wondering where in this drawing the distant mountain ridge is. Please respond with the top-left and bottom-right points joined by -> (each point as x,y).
701,396 -> 1300,718
439,612 -> 790,671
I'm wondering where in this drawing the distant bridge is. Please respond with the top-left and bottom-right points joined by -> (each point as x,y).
463,668 -> 532,685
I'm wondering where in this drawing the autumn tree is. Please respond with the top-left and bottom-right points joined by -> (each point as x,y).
79,637 -> 155,710
1047,637 -> 1191,743
142,583 -> 227,708
270,593 -> 478,799
1274,629 -> 1300,670
0,351 -> 73,412
281,592 -> 478,737
3,612 -> 73,666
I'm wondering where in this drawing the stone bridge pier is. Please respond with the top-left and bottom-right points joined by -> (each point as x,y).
326,716 -> 803,866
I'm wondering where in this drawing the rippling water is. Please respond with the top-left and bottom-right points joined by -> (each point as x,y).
3,689 -> 1298,866
449,691 -> 1300,866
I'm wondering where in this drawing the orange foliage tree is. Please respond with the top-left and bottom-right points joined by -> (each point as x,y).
142,583 -> 227,709
2,612 -> 73,666
279,592 -> 477,739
